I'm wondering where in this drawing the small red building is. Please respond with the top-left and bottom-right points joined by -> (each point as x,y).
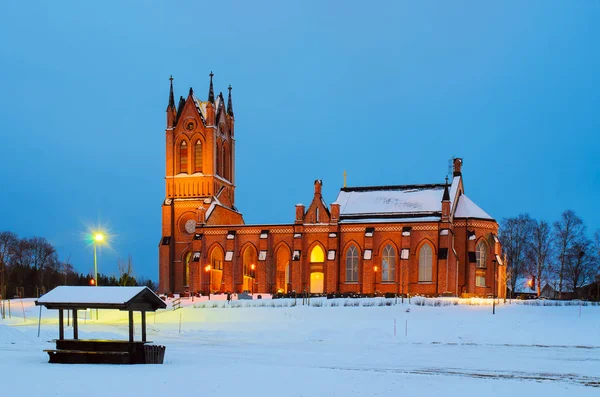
158,74 -> 506,298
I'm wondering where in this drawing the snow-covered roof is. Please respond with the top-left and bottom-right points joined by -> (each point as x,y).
36,286 -> 166,311
449,176 -> 461,213
335,184 -> 444,219
454,195 -> 493,220
339,216 -> 440,224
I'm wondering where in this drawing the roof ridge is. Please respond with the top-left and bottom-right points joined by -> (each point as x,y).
341,183 -> 444,192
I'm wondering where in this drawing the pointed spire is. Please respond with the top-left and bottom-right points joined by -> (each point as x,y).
167,75 -> 175,111
227,85 -> 234,116
176,96 -> 185,124
188,86 -> 194,97
442,175 -> 450,201
208,71 -> 215,103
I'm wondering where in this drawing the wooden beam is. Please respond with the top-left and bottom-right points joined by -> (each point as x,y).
141,311 -> 147,342
128,310 -> 134,343
58,309 -> 64,340
73,309 -> 78,339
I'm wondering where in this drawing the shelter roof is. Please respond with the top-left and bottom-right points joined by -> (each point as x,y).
36,286 -> 166,311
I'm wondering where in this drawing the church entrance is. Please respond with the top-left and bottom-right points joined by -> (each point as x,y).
309,245 -> 325,294
310,272 -> 324,294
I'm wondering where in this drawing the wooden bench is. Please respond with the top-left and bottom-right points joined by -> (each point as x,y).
43,349 -> 130,364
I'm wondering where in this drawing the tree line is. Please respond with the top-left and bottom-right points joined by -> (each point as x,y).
0,231 -> 156,299
500,210 -> 600,299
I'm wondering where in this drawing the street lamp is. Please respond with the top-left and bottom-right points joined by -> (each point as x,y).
373,265 -> 378,296
251,264 -> 256,296
205,265 -> 211,300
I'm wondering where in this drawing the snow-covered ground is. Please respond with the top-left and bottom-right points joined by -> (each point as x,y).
1,296 -> 599,396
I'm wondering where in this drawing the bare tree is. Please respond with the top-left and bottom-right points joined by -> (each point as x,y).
564,237 -> 595,292
525,220 -> 552,297
552,210 -> 585,297
118,255 -> 136,286
500,214 -> 534,296
0,232 -> 18,298
27,237 -> 59,292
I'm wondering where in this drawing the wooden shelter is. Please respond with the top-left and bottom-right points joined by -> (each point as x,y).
36,286 -> 167,364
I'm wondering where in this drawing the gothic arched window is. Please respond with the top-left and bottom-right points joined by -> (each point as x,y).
345,245 -> 359,282
418,243 -> 433,282
222,146 -> 227,180
179,141 -> 188,174
476,241 -> 487,268
381,244 -> 396,282
194,140 -> 203,173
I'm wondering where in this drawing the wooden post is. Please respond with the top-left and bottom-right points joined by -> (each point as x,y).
73,309 -> 78,339
58,309 -> 64,340
141,311 -> 147,342
128,310 -> 134,343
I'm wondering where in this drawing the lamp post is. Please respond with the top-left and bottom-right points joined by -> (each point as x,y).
251,264 -> 255,296
373,265 -> 378,296
93,233 -> 104,287
93,233 -> 104,321
205,265 -> 211,300
493,259 -> 497,315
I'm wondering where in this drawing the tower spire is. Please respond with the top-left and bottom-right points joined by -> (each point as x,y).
227,85 -> 234,116
208,71 -> 215,103
167,75 -> 175,111
442,175 -> 450,201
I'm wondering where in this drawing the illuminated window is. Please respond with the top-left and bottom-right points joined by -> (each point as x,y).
382,244 -> 395,282
476,276 -> 486,287
310,245 -> 324,263
345,245 -> 359,282
243,246 -> 257,276
476,241 -> 487,268
184,252 -> 191,286
418,244 -> 433,282
179,141 -> 188,174
194,140 -> 203,173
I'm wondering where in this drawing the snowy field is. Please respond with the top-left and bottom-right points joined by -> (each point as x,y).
1,296 -> 599,396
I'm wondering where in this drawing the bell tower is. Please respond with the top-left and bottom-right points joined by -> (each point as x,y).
159,73 -> 243,294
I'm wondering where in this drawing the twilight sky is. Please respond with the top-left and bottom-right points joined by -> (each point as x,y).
1,1 -> 598,280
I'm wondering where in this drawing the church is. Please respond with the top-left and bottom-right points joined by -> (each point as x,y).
158,74 -> 506,299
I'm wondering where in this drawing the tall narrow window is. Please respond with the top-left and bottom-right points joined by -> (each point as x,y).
194,140 -> 203,173
418,244 -> 433,282
316,207 -> 319,223
216,144 -> 221,175
476,241 -> 487,268
222,147 -> 227,180
345,245 -> 359,282
179,141 -> 188,174
382,244 -> 396,282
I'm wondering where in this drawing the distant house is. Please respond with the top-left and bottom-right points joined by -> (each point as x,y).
507,276 -> 537,299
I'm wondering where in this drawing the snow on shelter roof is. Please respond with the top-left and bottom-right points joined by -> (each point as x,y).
335,184 -> 445,218
454,195 -> 494,220
35,286 -> 166,311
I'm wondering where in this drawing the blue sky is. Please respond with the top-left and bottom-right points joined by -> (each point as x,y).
1,1 -> 598,280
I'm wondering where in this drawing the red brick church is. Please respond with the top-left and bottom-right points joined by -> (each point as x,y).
158,74 -> 506,298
